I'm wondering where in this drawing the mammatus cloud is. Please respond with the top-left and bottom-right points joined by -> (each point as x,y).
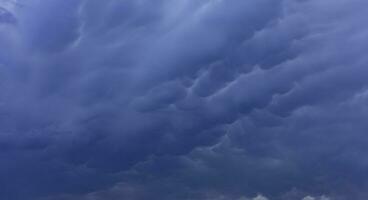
1,0 -> 368,199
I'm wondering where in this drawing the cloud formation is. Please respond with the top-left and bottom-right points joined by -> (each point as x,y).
1,0 -> 368,199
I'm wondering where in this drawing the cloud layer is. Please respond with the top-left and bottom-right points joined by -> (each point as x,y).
1,0 -> 368,199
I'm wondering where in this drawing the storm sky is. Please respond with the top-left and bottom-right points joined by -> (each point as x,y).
1,0 -> 368,199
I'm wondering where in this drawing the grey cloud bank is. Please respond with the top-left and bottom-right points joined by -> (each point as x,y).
1,0 -> 368,199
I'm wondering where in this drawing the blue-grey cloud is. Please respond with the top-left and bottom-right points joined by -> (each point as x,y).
1,0 -> 368,199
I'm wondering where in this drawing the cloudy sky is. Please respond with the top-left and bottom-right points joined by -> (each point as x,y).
1,0 -> 368,199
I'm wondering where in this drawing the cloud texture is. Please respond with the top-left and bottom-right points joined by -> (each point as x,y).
1,0 -> 368,199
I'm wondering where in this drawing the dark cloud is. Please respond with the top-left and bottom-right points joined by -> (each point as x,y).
1,0 -> 368,199
0,6 -> 16,24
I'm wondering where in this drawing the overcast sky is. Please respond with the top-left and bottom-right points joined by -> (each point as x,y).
1,0 -> 368,199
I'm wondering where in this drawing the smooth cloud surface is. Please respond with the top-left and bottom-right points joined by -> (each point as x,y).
1,0 -> 368,199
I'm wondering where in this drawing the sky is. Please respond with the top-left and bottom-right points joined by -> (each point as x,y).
1,0 -> 368,199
